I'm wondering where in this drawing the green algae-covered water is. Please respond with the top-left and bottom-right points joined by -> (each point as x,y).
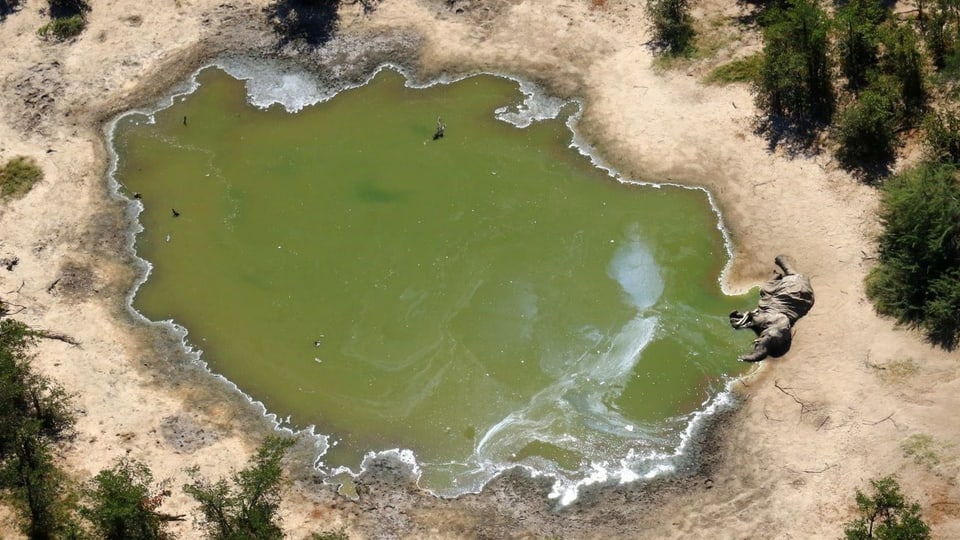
112,64 -> 753,501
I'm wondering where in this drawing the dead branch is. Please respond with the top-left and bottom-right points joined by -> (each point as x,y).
774,379 -> 813,421
4,280 -> 25,295
817,416 -> 829,431
29,329 -> 80,347
862,412 -> 900,429
785,463 -> 836,474
46,278 -> 61,294
1,301 -> 27,317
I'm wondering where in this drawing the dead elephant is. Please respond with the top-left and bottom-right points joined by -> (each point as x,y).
729,255 -> 815,362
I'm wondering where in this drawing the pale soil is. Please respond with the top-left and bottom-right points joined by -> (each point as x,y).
0,0 -> 958,538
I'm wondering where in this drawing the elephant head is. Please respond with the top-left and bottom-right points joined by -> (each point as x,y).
729,255 -> 814,362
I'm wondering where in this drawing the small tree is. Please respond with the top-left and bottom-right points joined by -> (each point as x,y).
81,458 -> 174,540
844,476 -> 930,539
0,319 -> 79,539
184,436 -> 294,540
878,22 -> 927,120
756,0 -> 834,128
834,0 -> 885,92
647,0 -> 695,55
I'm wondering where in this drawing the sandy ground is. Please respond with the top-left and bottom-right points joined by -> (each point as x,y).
1,0 -> 958,538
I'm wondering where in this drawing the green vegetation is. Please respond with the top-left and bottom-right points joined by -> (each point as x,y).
0,319 -> 79,538
81,458 -> 175,539
707,53 -> 763,84
866,162 -> 960,348
835,88 -> 896,166
901,434 -> 941,469
0,156 -> 43,199
646,0 -> 695,55
756,0 -> 834,129
184,436 -> 294,540
844,476 -> 930,539
38,0 -> 89,40
834,0 -> 884,93
38,14 -> 86,40
923,109 -> 960,164
0,316 -> 321,537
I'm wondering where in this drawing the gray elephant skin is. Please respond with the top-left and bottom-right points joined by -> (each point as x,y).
729,255 -> 815,362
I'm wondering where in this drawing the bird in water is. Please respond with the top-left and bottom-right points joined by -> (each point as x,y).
171,208 -> 180,218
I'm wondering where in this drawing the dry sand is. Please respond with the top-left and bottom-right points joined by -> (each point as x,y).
1,0 -> 958,537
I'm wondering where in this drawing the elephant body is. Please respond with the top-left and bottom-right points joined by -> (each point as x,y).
729,255 -> 814,362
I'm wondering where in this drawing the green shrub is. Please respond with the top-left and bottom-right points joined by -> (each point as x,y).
844,476 -> 930,539
866,162 -> 960,348
835,88 -> 897,166
38,14 -> 86,40
707,53 -> 763,84
0,156 -> 43,199
923,109 -> 960,164
647,0 -> 695,56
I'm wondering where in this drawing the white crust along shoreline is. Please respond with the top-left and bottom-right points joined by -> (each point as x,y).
1,0 -> 959,538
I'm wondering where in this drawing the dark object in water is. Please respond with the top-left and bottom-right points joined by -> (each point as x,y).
133,192 -> 142,200
171,208 -> 180,218
433,116 -> 445,140
183,116 -> 188,126
729,255 -> 815,362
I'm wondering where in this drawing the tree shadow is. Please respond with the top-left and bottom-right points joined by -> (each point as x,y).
47,0 -> 89,19
754,113 -> 827,158
838,154 -> 893,185
266,0 -> 341,47
0,0 -> 23,21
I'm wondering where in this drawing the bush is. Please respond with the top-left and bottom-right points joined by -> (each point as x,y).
756,0 -> 834,127
647,0 -> 695,56
844,476 -> 930,539
38,14 -> 86,40
835,88 -> 897,167
923,109 -> 960,164
866,162 -> 960,348
0,156 -> 43,199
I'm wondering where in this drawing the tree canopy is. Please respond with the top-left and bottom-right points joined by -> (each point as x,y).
844,476 -> 931,539
866,162 -> 960,348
